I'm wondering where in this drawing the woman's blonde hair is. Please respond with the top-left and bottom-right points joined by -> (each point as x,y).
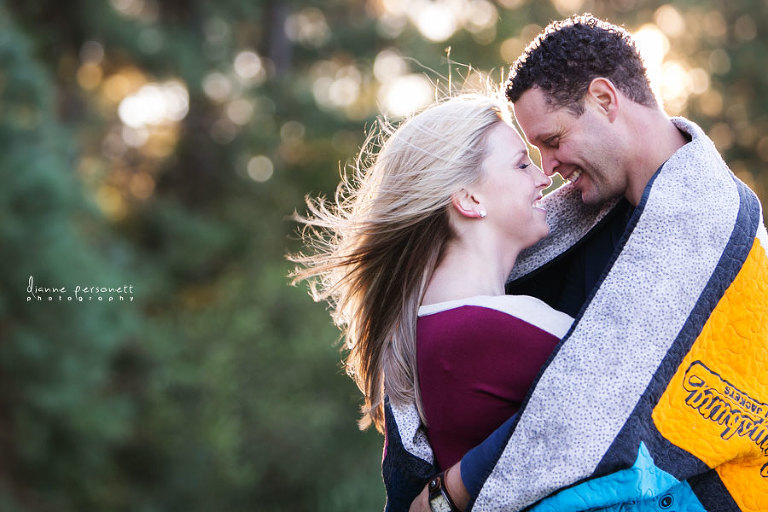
290,92 -> 509,433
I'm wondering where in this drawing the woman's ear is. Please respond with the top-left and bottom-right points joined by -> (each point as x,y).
451,189 -> 486,219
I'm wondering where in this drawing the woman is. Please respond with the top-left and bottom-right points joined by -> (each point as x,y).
290,92 -> 573,509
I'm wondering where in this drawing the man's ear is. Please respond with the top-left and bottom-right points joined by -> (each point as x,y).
587,77 -> 619,122
451,189 -> 485,218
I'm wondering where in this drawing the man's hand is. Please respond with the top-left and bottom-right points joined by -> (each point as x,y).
409,461 -> 470,512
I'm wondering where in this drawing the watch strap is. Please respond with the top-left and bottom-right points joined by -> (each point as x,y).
428,471 -> 460,512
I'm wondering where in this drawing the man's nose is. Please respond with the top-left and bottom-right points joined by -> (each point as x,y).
542,154 -> 559,176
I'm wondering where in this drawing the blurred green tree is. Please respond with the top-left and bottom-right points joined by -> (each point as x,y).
1,0 -> 766,510
0,3 -> 141,510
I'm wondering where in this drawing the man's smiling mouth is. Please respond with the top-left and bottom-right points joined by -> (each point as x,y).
565,168 -> 583,184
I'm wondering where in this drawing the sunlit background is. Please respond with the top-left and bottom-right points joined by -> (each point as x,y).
67,0 -> 768,219
2,0 -> 766,510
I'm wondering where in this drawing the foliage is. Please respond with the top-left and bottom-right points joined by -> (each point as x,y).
1,0 -> 766,510
0,4 -> 138,509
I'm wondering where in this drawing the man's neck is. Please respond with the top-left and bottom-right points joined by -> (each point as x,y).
625,110 -> 689,206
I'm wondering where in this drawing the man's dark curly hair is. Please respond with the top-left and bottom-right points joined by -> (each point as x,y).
506,14 -> 657,115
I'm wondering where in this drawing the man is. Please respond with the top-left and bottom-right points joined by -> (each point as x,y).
389,14 -> 768,512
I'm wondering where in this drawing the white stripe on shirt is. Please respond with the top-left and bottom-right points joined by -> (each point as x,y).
418,295 -> 574,339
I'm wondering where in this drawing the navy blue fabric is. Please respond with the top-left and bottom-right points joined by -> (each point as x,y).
506,199 -> 634,317
382,399 -> 436,512
461,413 -> 519,497
688,470 -> 740,512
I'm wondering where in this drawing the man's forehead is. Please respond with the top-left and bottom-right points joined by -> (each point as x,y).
513,96 -> 553,139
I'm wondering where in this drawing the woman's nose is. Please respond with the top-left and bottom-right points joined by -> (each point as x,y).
534,164 -> 552,188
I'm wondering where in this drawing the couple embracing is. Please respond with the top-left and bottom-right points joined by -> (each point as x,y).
293,14 -> 768,512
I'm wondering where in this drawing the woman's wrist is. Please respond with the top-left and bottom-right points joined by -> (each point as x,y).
444,462 -> 470,511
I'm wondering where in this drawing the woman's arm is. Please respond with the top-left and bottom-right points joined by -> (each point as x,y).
409,462 -> 469,512
408,413 -> 519,511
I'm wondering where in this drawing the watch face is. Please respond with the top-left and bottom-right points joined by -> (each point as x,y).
429,494 -> 453,512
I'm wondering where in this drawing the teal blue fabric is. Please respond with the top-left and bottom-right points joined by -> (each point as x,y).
531,444 -> 706,512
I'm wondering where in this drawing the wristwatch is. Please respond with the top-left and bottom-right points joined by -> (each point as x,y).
428,471 -> 460,512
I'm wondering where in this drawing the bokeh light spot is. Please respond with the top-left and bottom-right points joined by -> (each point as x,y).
284,7 -> 331,47
121,125 -> 150,147
634,24 -> 669,72
103,74 -> 132,103
281,121 -> 306,142
77,63 -> 103,90
698,89 -> 723,117
500,37 -> 524,63
708,49 -> 731,75
129,172 -> 155,199
234,50 -> 265,83
497,0 -> 525,8
378,74 -> 434,118
374,49 -> 407,82
210,119 -> 238,144
709,122 -> 734,151
413,1 -> 458,42
247,156 -> 274,182
110,0 -> 144,17
703,11 -> 727,39
757,136 -> 768,162
687,68 -> 710,95
734,16 -> 757,42
654,5 -> 685,37
552,0 -> 585,16
312,63 -> 363,111
465,0 -> 498,34
226,99 -> 254,126
118,80 -> 189,128
96,185 -> 127,220
203,72 -> 233,102
80,41 -> 105,64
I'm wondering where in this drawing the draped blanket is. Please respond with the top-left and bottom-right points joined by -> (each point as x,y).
383,118 -> 768,512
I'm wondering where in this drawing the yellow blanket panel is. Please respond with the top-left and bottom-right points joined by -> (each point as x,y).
653,237 -> 768,511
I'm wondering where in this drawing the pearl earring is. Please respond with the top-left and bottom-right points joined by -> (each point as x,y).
479,208 -> 487,218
